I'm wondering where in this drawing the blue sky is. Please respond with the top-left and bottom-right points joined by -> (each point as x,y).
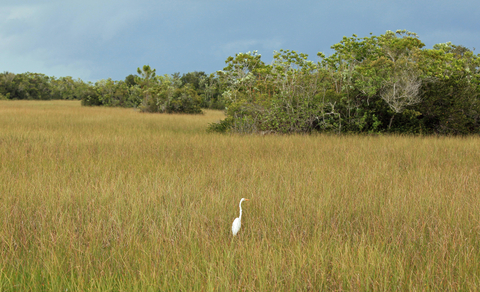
1,0 -> 479,82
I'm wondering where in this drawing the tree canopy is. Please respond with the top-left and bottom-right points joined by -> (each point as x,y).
2,30 -> 479,134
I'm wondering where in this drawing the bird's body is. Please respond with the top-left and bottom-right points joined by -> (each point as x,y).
231,217 -> 241,236
232,198 -> 249,236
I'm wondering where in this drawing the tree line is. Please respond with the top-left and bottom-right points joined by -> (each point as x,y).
211,30 -> 479,135
1,30 -> 479,135
0,68 -> 224,113
0,73 -> 93,101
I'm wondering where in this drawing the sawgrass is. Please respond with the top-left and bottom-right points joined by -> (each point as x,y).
1,100 -> 480,291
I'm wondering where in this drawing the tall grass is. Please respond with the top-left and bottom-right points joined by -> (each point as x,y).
1,100 -> 480,291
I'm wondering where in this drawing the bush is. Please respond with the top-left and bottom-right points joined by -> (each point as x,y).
210,32 -> 480,135
142,85 -> 203,114
207,117 -> 233,133
415,76 -> 480,135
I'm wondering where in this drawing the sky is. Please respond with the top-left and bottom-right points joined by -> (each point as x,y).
1,0 -> 479,82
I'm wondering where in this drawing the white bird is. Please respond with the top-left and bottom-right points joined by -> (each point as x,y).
232,198 -> 249,236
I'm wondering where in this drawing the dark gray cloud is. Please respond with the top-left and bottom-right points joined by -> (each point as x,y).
1,0 -> 479,81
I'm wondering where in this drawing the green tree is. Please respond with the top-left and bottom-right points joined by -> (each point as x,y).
211,30 -> 479,135
135,65 -> 157,111
125,74 -> 138,87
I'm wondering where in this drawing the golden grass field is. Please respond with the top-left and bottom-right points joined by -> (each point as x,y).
1,100 -> 480,291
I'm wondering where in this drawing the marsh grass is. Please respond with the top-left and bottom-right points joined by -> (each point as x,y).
1,100 -> 480,291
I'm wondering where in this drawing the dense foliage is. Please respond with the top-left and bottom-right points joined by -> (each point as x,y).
80,66 -> 226,114
2,30 -> 479,133
0,72 -> 92,101
0,68 -> 223,114
209,30 -> 480,135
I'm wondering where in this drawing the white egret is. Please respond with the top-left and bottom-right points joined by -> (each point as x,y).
232,198 -> 249,236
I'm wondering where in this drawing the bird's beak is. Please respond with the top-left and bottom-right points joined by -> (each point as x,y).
244,199 -> 250,201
